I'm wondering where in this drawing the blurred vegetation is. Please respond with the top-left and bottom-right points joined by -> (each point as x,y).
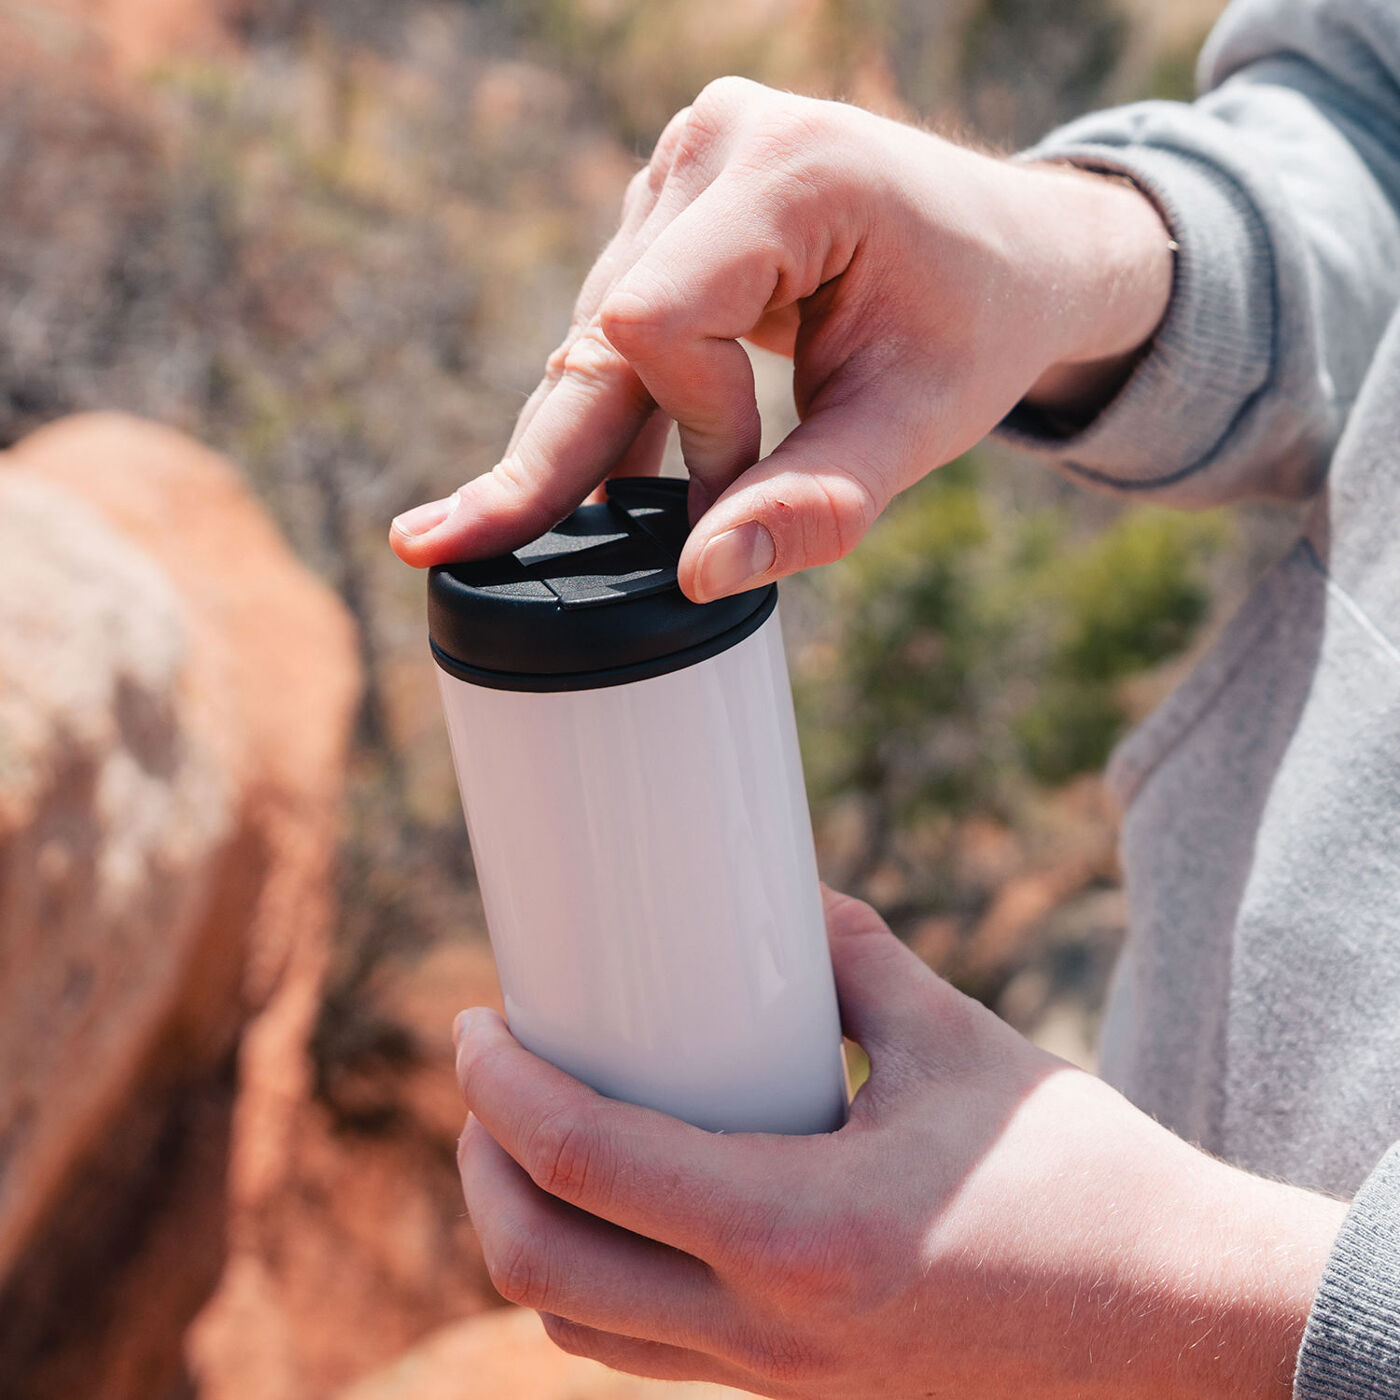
806,464 -> 1221,802
1141,20 -> 1218,102
793,460 -> 1223,920
0,0 -> 1255,1071
493,0 -> 1142,147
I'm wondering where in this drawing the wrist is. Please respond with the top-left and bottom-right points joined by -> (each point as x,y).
1012,1075 -> 1345,1400
1165,1156 -> 1346,1400
1111,1115 -> 1346,1400
1014,161 -> 1175,423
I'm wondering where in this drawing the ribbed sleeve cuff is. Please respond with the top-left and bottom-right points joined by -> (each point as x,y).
996,137 -> 1275,498
1295,1143 -> 1400,1399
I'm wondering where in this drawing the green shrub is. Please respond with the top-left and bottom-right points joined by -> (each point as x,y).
793,454 -> 1224,887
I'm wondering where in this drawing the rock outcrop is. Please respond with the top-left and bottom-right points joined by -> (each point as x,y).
0,413 -> 360,1399
188,939 -> 506,1400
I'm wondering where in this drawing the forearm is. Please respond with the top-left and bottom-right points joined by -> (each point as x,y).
949,1072 -> 1346,1400
1144,1155 -> 1346,1400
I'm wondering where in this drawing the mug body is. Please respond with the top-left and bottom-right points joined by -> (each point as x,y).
437,608 -> 848,1135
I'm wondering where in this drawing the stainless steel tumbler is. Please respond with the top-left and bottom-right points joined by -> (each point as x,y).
429,476 -> 847,1134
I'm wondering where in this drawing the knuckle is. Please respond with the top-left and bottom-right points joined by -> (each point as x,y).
649,104 -> 694,187
455,1039 -> 493,1107
651,94 -> 731,193
808,470 -> 880,563
490,451 -> 531,501
522,1100 -> 606,1204
540,1312 -> 596,1359
622,163 -> 653,215
692,74 -> 763,124
544,334 -> 575,383
485,1224 -> 550,1309
726,108 -> 854,239
558,324 -> 629,388
824,886 -> 884,936
741,100 -> 836,179
598,288 -> 663,356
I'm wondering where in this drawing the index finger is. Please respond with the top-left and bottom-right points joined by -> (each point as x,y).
391,319 -> 657,565
391,104 -> 726,568
453,1006 -> 810,1267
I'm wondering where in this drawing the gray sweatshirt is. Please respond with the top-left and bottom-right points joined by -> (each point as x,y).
995,1 -> 1400,1393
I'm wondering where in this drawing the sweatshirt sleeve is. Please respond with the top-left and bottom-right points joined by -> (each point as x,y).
996,0 -> 1400,507
1294,1143 -> 1400,1399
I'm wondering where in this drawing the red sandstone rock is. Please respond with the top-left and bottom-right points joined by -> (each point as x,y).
189,940 -> 507,1400
10,416 -> 506,1400
0,412 -> 523,1400
0,413 -> 359,1399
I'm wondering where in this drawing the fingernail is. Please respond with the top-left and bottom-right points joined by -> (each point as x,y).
694,521 -> 775,601
452,1009 -> 477,1048
392,491 -> 459,538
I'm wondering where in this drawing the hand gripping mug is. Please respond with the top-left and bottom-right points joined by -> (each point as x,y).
428,476 -> 848,1135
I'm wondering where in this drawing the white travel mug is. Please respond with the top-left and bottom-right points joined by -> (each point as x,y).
429,476 -> 847,1135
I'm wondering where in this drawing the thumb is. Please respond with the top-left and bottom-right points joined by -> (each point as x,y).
676,384 -> 921,603
823,884 -> 1011,1091
821,885 -> 941,1061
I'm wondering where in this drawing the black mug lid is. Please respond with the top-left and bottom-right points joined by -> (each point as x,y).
427,477 -> 776,692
